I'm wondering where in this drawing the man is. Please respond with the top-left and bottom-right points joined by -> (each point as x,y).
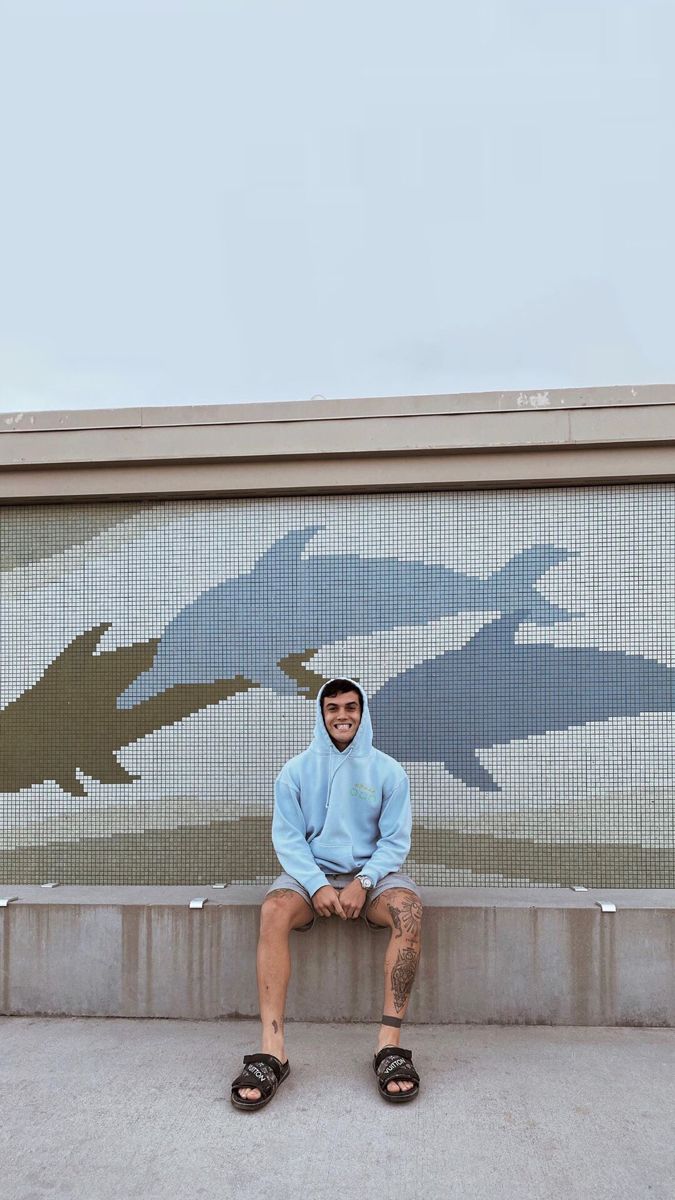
231,678 -> 422,1110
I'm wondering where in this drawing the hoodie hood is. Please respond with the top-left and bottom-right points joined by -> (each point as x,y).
312,678 -> 373,758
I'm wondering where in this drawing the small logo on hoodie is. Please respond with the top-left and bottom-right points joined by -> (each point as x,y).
351,783 -> 377,801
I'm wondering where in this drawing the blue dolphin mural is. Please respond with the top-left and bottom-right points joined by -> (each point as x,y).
370,614 -> 675,791
118,526 -> 580,708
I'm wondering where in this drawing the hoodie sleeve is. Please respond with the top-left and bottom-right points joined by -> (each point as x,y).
358,773 -> 412,886
272,770 -> 331,898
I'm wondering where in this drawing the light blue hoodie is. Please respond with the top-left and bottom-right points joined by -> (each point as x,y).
272,680 -> 412,897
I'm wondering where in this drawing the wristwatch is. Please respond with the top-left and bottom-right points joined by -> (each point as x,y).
356,874 -> 374,890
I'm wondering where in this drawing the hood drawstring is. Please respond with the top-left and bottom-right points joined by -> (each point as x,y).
325,742 -> 353,808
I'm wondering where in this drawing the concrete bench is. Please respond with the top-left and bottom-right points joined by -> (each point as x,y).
1,886 -> 674,1025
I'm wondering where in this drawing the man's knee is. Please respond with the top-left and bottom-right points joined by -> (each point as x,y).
370,888 -> 423,939
260,890 -> 311,934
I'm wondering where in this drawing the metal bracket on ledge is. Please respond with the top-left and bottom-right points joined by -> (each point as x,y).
41,882 -> 60,888
0,896 -> 19,907
570,886 -> 588,892
211,883 -> 227,889
189,897 -> 208,910
595,900 -> 617,913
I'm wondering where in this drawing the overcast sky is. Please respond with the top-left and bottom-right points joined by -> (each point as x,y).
0,0 -> 673,413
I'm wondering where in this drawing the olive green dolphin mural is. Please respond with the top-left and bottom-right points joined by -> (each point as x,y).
0,623 -> 257,797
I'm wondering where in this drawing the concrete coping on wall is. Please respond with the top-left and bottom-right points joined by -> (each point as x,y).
2,886 -> 675,1027
2,383 -> 674,500
2,884 -> 675,908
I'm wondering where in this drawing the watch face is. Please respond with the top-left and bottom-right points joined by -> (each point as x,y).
360,875 -> 373,889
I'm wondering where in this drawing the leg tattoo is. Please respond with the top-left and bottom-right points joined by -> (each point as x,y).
399,896 -> 423,937
387,902 -> 403,938
391,947 -> 419,1013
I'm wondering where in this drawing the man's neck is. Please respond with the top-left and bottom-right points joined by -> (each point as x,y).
325,730 -> 354,752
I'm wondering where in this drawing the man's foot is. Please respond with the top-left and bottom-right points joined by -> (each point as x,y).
237,1035 -> 286,1102
373,1046 -> 420,1103
375,1035 -> 415,1094
231,1053 -> 290,1110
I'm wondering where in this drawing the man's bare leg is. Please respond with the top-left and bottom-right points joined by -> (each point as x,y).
237,889 -> 313,1102
366,888 -> 423,1095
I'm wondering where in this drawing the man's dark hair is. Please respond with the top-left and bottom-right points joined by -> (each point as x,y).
321,678 -> 363,712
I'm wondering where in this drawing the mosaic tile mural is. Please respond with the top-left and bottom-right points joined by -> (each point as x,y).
1,486 -> 673,886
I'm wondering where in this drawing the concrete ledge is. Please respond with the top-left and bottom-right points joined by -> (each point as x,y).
2,886 -> 674,1025
2,384 -> 675,501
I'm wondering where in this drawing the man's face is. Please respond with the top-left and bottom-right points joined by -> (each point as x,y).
322,689 -> 362,749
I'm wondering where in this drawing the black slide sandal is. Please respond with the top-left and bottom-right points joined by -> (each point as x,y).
373,1046 -> 420,1103
230,1053 -> 290,1111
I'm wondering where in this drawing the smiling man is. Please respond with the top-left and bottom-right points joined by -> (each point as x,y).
231,677 -> 422,1110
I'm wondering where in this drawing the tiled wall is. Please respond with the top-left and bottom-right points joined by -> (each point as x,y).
1,486 -> 673,886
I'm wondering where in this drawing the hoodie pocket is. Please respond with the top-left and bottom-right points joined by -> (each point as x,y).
309,837 -> 356,872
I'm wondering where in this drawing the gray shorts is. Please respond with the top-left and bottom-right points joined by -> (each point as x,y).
265,869 -> 421,932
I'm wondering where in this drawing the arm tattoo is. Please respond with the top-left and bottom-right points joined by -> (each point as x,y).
387,902 -> 403,938
391,947 -> 419,1012
400,896 -> 423,937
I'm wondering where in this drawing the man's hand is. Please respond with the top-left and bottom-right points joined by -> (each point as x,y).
312,885 -> 347,919
337,879 -> 367,919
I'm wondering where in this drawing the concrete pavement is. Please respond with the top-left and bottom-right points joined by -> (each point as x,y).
1,1017 -> 674,1200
